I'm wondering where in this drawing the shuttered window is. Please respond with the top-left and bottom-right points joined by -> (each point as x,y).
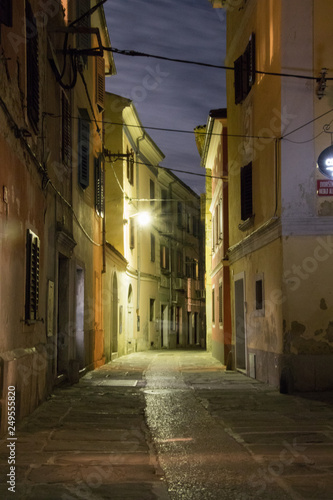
94,156 -> 104,217
219,282 -> 223,323
127,150 -> 134,185
78,115 -> 90,188
0,0 -> 12,26
160,245 -> 169,270
95,56 -> 105,112
150,233 -> 155,262
234,33 -> 255,104
129,218 -> 135,249
76,0 -> 90,66
62,91 -> 71,168
26,1 -> 39,132
241,162 -> 253,221
25,230 -> 40,321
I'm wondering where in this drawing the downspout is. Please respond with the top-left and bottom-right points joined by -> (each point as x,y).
102,155 -> 106,273
136,133 -> 145,324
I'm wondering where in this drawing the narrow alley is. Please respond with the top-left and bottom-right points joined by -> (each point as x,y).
1,350 -> 333,500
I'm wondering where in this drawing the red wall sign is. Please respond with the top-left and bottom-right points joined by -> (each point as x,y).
317,180 -> 333,196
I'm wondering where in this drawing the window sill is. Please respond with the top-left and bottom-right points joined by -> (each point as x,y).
238,214 -> 255,232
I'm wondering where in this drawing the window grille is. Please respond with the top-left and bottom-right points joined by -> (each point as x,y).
25,230 -> 40,321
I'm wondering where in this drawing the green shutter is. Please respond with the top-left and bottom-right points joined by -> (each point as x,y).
78,118 -> 90,188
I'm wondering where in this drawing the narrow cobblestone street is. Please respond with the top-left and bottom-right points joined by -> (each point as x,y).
1,350 -> 333,499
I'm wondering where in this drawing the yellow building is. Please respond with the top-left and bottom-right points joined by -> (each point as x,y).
213,0 -> 333,391
104,93 -> 165,355
104,93 -> 205,353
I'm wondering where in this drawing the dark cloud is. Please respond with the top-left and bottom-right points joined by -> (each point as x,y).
105,0 -> 226,194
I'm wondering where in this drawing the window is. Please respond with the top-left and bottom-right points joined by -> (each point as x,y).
26,1 -> 39,132
219,200 -> 223,240
161,189 -> 168,213
241,162 -> 253,221
62,91 -> 71,168
193,216 -> 198,238
214,205 -> 219,246
76,0 -> 90,66
95,56 -> 105,113
234,33 -> 255,104
192,259 -> 199,280
212,287 -> 215,324
177,251 -> 183,277
150,233 -> 155,262
160,245 -> 169,270
177,201 -> 183,228
0,0 -> 12,27
25,229 -> 40,321
150,299 -> 155,321
127,149 -> 134,185
185,256 -> 191,278
78,112 -> 90,188
129,218 -> 135,249
186,213 -> 191,233
94,156 -> 104,217
218,285 -> 223,323
255,275 -> 264,315
150,179 -> 155,206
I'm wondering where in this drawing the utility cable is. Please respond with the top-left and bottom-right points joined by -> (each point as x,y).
90,46 -> 333,81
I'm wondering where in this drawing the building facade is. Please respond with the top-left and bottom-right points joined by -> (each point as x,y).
211,0 -> 333,391
197,109 -> 232,365
104,93 -> 206,354
0,0 -> 114,434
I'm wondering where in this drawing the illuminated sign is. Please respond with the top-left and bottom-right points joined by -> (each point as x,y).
317,145 -> 333,178
317,180 -> 333,196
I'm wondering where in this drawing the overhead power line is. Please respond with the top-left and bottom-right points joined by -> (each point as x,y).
85,46 -> 333,81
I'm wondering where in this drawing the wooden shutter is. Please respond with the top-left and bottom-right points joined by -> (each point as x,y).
0,0 -> 12,26
25,230 -> 40,321
234,33 -> 256,104
95,56 -> 105,112
62,92 -> 71,167
26,1 -> 39,132
129,219 -> 135,249
94,156 -> 104,217
241,162 -> 253,221
78,117 -> 90,188
151,233 -> 155,262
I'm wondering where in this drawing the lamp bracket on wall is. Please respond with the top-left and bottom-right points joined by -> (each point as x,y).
316,68 -> 328,100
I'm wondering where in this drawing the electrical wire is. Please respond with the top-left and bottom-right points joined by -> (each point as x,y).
88,46 -> 333,81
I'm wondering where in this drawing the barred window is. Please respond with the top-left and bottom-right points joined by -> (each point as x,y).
25,229 -> 40,321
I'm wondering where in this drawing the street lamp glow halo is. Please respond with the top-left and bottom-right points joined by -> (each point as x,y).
136,211 -> 151,226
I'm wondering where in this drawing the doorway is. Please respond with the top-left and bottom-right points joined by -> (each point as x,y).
75,266 -> 85,369
112,272 -> 118,354
234,276 -> 246,370
57,255 -> 70,375
161,305 -> 168,347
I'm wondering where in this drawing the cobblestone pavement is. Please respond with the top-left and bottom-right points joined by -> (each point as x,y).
1,350 -> 333,500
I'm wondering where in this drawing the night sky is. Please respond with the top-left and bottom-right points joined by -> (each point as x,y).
104,0 -> 227,194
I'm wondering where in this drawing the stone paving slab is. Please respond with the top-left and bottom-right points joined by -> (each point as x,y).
44,439 -> 148,453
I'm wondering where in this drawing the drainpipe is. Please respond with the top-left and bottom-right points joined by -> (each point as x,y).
102,155 -> 106,274
136,133 -> 145,326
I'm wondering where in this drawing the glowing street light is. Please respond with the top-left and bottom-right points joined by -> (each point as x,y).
136,211 -> 151,227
